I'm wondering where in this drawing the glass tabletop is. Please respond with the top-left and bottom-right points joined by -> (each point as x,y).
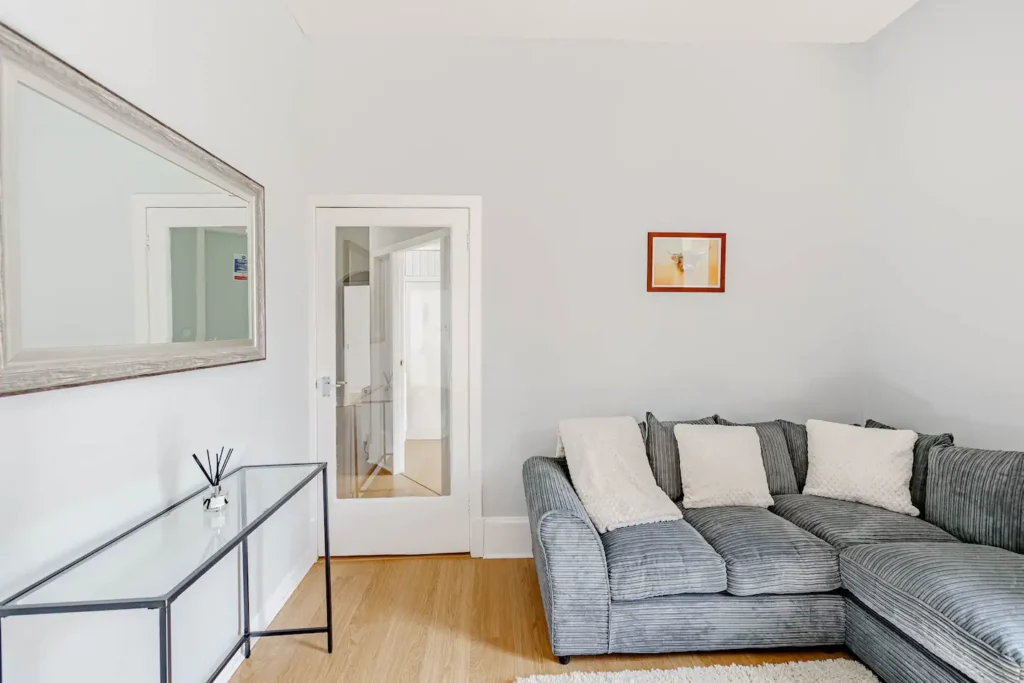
3,463 -> 324,611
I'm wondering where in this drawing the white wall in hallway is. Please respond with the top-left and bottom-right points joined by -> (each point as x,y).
0,2 -> 313,681
302,37 -> 864,517
860,0 -> 1024,449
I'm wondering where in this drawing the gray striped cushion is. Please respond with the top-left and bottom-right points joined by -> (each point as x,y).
601,519 -> 726,601
608,593 -> 845,653
846,597 -> 972,683
926,446 -> 1024,553
771,493 -> 958,550
683,505 -> 839,596
638,420 -> 647,444
645,413 -> 718,501
866,418 -> 954,512
523,457 -> 610,655
841,543 -> 1024,683
777,419 -> 809,490
717,419 -> 798,495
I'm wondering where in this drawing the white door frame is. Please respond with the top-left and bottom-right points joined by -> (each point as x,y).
308,195 -> 483,557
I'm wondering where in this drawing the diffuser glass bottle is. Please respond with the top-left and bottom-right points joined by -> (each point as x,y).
192,447 -> 234,511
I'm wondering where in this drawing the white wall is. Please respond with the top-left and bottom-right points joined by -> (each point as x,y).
0,2 -> 312,682
860,0 -> 1024,448
303,38 -> 863,517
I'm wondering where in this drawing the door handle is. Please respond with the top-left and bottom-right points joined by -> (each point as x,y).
319,377 -> 347,397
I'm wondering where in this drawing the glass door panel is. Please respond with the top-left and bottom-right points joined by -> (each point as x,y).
334,226 -> 451,500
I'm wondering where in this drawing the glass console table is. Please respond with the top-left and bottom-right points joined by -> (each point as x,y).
0,463 -> 332,683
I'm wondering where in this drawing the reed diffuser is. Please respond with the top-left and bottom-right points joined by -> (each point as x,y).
192,447 -> 234,511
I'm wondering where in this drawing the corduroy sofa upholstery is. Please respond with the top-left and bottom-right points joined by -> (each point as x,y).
523,416 -> 1024,683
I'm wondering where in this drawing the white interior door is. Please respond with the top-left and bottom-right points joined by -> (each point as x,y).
378,230 -> 446,481
315,207 -> 469,555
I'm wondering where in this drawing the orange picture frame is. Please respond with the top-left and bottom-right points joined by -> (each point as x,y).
647,232 -> 727,293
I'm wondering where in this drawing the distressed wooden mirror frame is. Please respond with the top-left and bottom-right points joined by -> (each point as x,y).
0,23 -> 266,396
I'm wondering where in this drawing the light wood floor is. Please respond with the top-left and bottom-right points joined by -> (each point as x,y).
229,556 -> 849,683
360,469 -> 438,498
360,439 -> 444,498
403,438 -> 444,494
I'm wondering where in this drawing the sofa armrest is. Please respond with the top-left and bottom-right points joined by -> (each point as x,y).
925,445 -> 1024,553
522,456 -> 610,656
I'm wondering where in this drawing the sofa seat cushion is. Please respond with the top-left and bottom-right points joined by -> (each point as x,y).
842,543 -> 1024,683
683,506 -> 839,596
772,493 -> 958,550
601,519 -> 726,601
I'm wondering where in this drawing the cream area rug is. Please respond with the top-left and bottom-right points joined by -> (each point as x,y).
517,660 -> 878,683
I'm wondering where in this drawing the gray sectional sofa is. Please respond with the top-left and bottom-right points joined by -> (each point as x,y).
522,413 -> 1024,683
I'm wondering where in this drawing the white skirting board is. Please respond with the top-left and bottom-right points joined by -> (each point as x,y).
213,555 -> 315,683
482,516 -> 533,558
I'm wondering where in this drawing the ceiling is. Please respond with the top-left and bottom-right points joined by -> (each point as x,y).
287,0 -> 921,43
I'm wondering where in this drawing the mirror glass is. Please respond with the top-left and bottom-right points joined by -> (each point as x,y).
10,81 -> 251,352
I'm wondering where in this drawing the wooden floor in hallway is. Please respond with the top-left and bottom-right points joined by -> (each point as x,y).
229,556 -> 850,683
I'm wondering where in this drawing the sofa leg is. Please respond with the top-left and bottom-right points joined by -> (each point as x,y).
558,655 -> 571,665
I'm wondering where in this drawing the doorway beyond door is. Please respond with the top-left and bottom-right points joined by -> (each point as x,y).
312,195 -> 483,557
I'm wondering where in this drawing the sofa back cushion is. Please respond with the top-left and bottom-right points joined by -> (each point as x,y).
926,445 -> 1024,552
866,419 -> 954,513
644,413 -> 718,501
776,420 -> 809,491
717,418 -> 798,495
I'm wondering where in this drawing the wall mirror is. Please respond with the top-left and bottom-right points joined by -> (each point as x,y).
0,24 -> 265,396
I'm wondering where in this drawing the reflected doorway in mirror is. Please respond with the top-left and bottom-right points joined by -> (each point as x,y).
131,194 -> 253,344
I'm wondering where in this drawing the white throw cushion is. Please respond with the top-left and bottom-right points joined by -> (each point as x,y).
673,424 -> 774,509
804,419 -> 919,516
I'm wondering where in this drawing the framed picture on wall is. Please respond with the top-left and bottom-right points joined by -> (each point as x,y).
647,232 -> 727,293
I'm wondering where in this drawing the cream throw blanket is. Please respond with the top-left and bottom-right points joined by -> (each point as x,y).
556,416 -> 683,533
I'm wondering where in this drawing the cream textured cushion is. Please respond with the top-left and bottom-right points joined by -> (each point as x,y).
804,419 -> 919,516
673,424 -> 774,509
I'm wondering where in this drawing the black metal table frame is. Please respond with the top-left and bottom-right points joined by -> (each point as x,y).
0,462 -> 333,683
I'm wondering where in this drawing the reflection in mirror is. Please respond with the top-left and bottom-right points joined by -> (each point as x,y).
12,81 -> 251,351
168,227 -> 250,343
